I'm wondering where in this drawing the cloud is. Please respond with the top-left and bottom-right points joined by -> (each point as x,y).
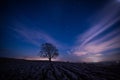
11,26 -> 64,49
77,1 -> 120,46
72,1 -> 120,62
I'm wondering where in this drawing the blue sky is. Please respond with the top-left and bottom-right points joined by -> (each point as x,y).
1,0 -> 120,62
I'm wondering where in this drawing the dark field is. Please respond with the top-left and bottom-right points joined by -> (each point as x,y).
0,58 -> 120,80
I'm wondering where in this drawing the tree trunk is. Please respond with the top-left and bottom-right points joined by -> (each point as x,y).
49,58 -> 51,62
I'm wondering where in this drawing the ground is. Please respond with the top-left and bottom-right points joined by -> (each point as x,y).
0,58 -> 120,80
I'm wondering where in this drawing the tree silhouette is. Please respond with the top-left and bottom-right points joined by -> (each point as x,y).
39,43 -> 59,62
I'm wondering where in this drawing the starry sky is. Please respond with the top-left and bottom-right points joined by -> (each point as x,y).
1,0 -> 120,62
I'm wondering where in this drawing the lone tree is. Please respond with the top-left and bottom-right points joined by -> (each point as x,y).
39,43 -> 59,62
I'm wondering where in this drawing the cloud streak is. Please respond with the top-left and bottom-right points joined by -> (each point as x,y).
11,26 -> 63,49
72,1 -> 120,62
78,1 -> 120,46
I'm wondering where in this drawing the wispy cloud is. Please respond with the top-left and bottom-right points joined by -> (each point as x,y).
11,26 -> 64,49
72,1 -> 120,62
77,1 -> 120,46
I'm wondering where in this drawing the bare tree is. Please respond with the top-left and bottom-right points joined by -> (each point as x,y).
39,43 -> 59,62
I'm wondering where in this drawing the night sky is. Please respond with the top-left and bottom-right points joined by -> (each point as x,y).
1,0 -> 120,62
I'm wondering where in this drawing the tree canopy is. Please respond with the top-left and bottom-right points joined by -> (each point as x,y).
39,43 -> 59,62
